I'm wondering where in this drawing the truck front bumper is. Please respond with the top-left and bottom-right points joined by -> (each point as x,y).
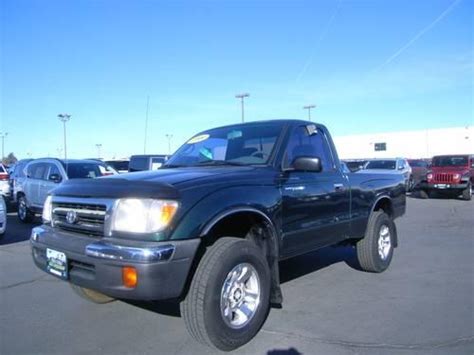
418,182 -> 469,192
30,226 -> 200,301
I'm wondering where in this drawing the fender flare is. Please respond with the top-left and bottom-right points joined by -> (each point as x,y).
200,206 -> 283,304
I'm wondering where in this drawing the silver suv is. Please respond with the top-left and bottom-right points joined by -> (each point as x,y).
18,158 -> 117,223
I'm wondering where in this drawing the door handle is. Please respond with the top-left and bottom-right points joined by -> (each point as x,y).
334,183 -> 345,191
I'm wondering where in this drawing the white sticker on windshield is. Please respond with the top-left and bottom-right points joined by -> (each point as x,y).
187,134 -> 210,144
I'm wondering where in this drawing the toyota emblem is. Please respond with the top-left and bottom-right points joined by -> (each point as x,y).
66,210 -> 78,224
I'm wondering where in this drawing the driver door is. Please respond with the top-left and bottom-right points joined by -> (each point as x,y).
280,125 -> 350,258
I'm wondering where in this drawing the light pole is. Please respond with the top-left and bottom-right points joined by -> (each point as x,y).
235,93 -> 250,123
96,144 -> 102,159
303,105 -> 316,121
57,114 -> 72,159
165,134 -> 173,155
0,132 -> 8,160
144,96 -> 150,154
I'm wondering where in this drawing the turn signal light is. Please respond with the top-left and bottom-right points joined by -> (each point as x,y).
122,266 -> 137,288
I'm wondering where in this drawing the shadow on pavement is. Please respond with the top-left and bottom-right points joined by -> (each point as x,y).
127,244 -> 360,318
279,245 -> 360,284
0,214 -> 41,246
268,348 -> 302,355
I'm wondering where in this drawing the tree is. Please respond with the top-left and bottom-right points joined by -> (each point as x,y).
2,152 -> 18,166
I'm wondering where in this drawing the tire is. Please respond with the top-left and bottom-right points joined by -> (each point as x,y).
418,190 -> 429,199
17,195 -> 35,223
70,284 -> 116,304
462,183 -> 472,201
180,237 -> 271,351
356,211 -> 396,273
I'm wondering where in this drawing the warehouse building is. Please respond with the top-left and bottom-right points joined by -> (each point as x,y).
333,126 -> 474,160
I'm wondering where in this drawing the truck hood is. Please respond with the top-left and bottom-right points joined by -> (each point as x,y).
356,169 -> 401,175
51,166 -> 272,199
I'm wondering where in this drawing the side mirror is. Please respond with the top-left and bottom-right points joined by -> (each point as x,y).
291,156 -> 322,172
398,166 -> 404,170
49,173 -> 62,183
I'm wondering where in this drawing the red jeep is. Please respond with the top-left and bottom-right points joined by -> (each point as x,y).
420,155 -> 474,200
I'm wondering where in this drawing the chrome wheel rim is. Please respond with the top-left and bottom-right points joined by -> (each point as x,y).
378,225 -> 391,260
19,200 -> 27,220
220,263 -> 261,329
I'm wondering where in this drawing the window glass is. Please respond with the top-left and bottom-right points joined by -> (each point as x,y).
365,160 -> 396,170
48,164 -> 61,178
129,157 -> 148,171
285,126 -> 334,171
65,163 -> 103,179
166,124 -> 281,167
432,156 -> 468,167
28,163 -> 48,180
151,157 -> 165,170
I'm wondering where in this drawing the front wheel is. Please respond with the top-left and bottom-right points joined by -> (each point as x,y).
356,211 -> 396,273
17,196 -> 35,223
180,237 -> 271,351
462,183 -> 472,201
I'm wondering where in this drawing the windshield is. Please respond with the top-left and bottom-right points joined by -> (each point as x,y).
165,124 -> 282,167
408,160 -> 428,168
365,160 -> 396,170
64,162 -> 110,179
432,156 -> 468,167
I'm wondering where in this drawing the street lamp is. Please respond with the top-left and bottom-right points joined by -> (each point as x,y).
165,134 -> 173,155
96,144 -> 102,159
0,132 -> 8,160
235,93 -> 250,123
57,113 -> 72,159
303,105 -> 316,121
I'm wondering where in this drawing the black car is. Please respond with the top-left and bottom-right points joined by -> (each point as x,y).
31,120 -> 406,351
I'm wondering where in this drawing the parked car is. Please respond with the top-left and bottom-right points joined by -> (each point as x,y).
18,158 -> 118,223
407,159 -> 430,189
0,195 -> 6,237
128,154 -> 167,172
31,120 -> 406,351
419,154 -> 473,200
362,158 -> 413,191
0,164 -> 10,200
9,158 -> 34,204
104,159 -> 129,173
342,159 -> 367,172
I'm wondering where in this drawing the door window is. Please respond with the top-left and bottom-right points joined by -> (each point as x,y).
48,164 -> 62,179
28,163 -> 48,180
285,126 -> 335,171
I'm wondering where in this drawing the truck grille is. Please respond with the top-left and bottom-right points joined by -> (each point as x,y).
433,173 -> 454,183
52,202 -> 107,237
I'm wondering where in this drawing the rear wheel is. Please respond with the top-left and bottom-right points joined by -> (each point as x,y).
17,195 -> 35,223
356,211 -> 396,273
180,237 -> 271,351
462,183 -> 472,201
70,284 -> 116,304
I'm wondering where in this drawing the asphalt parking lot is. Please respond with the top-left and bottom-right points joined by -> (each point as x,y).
0,197 -> 473,355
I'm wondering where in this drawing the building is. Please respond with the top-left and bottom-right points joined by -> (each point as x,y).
334,126 -> 474,160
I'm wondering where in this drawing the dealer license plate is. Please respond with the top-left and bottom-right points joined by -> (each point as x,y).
46,248 -> 68,279
436,184 -> 447,189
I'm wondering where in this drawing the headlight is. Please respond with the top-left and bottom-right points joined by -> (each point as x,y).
111,199 -> 178,234
453,173 -> 461,180
427,173 -> 433,181
42,196 -> 52,223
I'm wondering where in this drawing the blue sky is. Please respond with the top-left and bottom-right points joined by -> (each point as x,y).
1,0 -> 472,159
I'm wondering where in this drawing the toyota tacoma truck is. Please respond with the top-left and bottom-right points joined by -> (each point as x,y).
419,154 -> 473,200
31,120 -> 406,351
